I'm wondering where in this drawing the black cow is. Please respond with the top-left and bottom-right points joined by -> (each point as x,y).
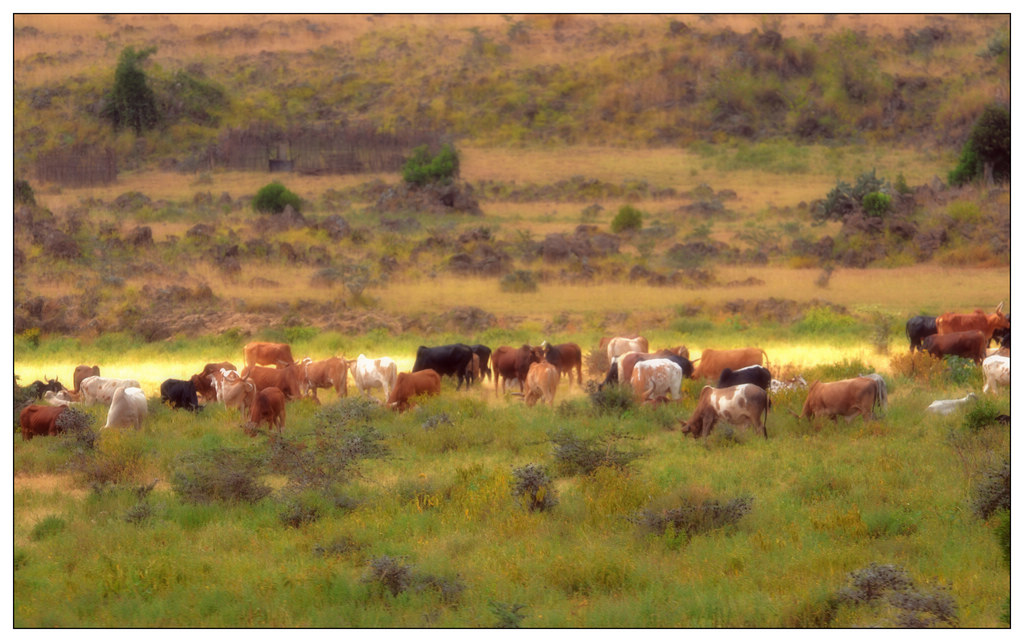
412,344 -> 475,390
716,365 -> 772,391
991,314 -> 1010,348
469,344 -> 493,383
23,377 -> 67,399
906,315 -> 937,353
160,378 -> 201,411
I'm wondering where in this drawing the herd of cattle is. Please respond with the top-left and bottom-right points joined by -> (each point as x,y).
17,304 -> 1010,441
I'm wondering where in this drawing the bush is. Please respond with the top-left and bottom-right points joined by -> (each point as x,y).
500,270 -> 539,293
862,191 -> 891,217
970,458 -> 1009,520
56,407 -> 97,451
549,428 -> 643,475
630,495 -> 753,539
402,143 -> 460,186
836,563 -> 958,628
584,380 -> 636,416
489,601 -> 528,628
30,515 -> 66,541
252,182 -> 302,214
171,448 -> 271,505
949,103 -> 1010,186
510,463 -> 559,512
101,46 -> 159,134
363,555 -> 413,596
817,169 -> 890,221
14,179 -> 35,206
611,204 -> 643,233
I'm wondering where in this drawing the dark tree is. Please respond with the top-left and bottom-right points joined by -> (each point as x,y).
102,46 -> 159,135
949,103 -> 1010,186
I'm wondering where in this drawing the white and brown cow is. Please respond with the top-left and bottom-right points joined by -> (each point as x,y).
79,376 -> 142,405
220,369 -> 257,416
350,354 -> 398,402
681,383 -> 769,439
799,377 -> 879,422
630,358 -> 682,405
982,355 -> 1010,394
523,361 -> 559,407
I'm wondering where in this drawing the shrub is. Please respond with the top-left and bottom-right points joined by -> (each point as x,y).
817,169 -> 890,221
363,555 -> 413,596
630,495 -> 753,539
171,448 -> 271,505
549,428 -> 643,475
836,563 -> 958,628
268,426 -> 388,492
500,270 -> 539,293
402,143 -> 460,186
888,351 -> 945,383
489,601 -> 528,628
862,191 -> 891,217
949,103 -> 1010,186
124,502 -> 152,525
101,46 -> 159,134
945,355 -> 981,387
510,463 -> 559,512
279,500 -> 321,528
584,380 -> 636,416
313,535 -> 365,559
56,407 -> 98,451
14,179 -> 35,206
30,515 -> 66,541
970,458 -> 1009,520
252,182 -> 302,214
611,204 -> 643,233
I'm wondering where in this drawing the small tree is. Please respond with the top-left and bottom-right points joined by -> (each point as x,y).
949,103 -> 1010,186
101,46 -> 160,135
402,144 -> 460,186
253,182 -> 302,214
611,204 -> 644,233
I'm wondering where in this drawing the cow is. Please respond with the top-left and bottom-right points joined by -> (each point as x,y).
300,356 -> 348,403
387,369 -> 442,412
936,303 -> 1010,345
241,363 -> 304,400
799,377 -> 879,422
491,345 -> 543,397
73,365 -> 100,393
630,359 -> 683,405
19,404 -> 67,440
982,355 -> 1010,394
769,376 -> 808,393
604,350 -> 694,388
469,344 -> 493,382
606,336 -> 649,363
468,354 -> 481,386
660,345 -> 690,360
922,330 -> 987,365
413,344 -> 475,390
79,376 -> 142,405
220,369 -> 257,416
43,390 -> 75,406
103,386 -> 148,431
858,373 -> 888,412
541,341 -> 583,387
905,315 -> 938,353
247,386 -> 286,433
23,377 -> 66,399
160,378 -> 201,411
716,365 -> 772,391
350,354 -> 398,402
193,361 -> 236,402
926,393 -> 978,415
680,384 -> 769,439
691,348 -> 770,381
523,361 -> 559,407
990,315 -> 1010,349
986,346 -> 1011,358
242,341 -> 295,368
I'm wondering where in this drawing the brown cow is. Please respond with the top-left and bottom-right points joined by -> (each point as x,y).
936,303 -> 1009,344
681,384 -> 768,439
19,405 -> 67,441
243,341 -> 295,368
691,347 -> 769,380
300,356 -> 348,403
73,365 -> 100,394
491,345 -> 544,397
541,341 -> 583,387
922,330 -> 987,365
193,362 -> 236,402
248,386 -> 286,433
387,369 -> 442,411
523,361 -> 559,407
242,363 -> 304,400
799,377 -> 879,422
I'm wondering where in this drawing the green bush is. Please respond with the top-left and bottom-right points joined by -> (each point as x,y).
949,103 -> 1010,186
252,182 -> 302,214
611,204 -> 643,233
862,191 -> 891,217
817,169 -> 890,221
402,143 -> 460,186
14,179 -> 35,206
101,46 -> 159,135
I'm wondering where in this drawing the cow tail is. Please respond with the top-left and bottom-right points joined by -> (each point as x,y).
761,350 -> 771,375
762,392 -> 770,439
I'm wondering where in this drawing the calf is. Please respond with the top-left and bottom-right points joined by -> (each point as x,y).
922,330 -> 987,365
769,375 -> 808,393
716,365 -> 772,391
43,390 -> 76,406
300,356 -> 348,403
19,404 -> 67,441
350,354 -> 398,402
630,359 -> 683,404
799,377 -> 879,422
248,386 -> 286,433
160,378 -> 201,412
103,386 -> 148,431
926,393 -> 978,415
387,370 -> 442,412
523,361 -> 559,407
681,384 -> 769,439
982,355 -> 1010,394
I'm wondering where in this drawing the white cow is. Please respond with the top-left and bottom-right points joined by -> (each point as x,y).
859,373 -> 888,411
630,358 -> 682,404
982,355 -> 1010,394
103,386 -> 148,430
350,354 -> 398,402
79,376 -> 142,405
43,390 -> 76,406
681,383 -> 769,439
606,336 -> 649,363
926,393 -> 978,415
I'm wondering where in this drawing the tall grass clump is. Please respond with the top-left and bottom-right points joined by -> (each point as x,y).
30,515 -> 67,541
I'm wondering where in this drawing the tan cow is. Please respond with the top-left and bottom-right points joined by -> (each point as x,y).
681,384 -> 769,439
387,370 -> 442,412
523,361 -> 559,407
243,341 -> 295,368
691,347 -> 769,381
606,336 -> 649,363
220,369 -> 257,416
936,302 -> 1009,344
300,356 -> 348,403
241,363 -> 304,400
799,377 -> 879,422
982,355 -> 1010,394
73,365 -> 100,394
630,359 -> 683,404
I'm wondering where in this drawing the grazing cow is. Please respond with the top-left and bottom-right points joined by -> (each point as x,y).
606,350 -> 694,388
242,363 -> 304,400
660,345 -> 690,359
982,355 -> 1010,394
858,373 -> 888,412
523,361 -> 559,407
160,378 -> 201,411
691,348 -> 770,381
905,315 -> 938,353
680,384 -> 769,439
73,365 -> 100,393
799,377 -> 879,422
716,365 -> 772,391
387,369 -> 442,412
350,354 -> 398,402
926,393 -> 978,415
79,376 -> 142,405
413,344 -> 475,390
491,345 -> 544,397
220,369 -> 256,416
922,330 -> 987,365
469,344 -> 493,382
541,341 -> 583,387
606,336 -> 649,363
19,405 -> 67,440
193,362 -> 236,402
242,341 -> 295,368
43,390 -> 75,406
103,386 -> 148,431
248,386 -> 286,433
300,356 -> 348,403
936,303 -> 1010,344
769,376 -> 808,393
630,359 -> 683,404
